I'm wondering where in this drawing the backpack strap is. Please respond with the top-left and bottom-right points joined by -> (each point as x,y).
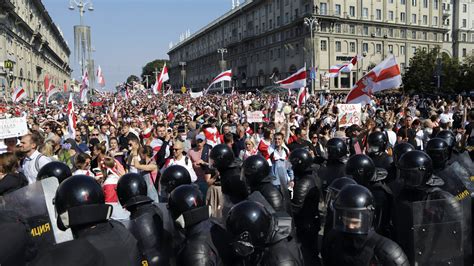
35,154 -> 44,172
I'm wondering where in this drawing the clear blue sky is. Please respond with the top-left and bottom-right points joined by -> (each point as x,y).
43,0 -> 239,90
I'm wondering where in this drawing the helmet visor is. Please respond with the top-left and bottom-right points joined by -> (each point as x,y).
367,145 -> 381,154
399,168 -> 426,187
334,209 -> 373,234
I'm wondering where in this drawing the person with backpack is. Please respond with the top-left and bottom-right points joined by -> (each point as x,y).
18,131 -> 52,184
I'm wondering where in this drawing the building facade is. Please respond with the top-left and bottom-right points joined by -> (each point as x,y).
448,0 -> 474,60
0,0 -> 71,99
168,0 -> 455,91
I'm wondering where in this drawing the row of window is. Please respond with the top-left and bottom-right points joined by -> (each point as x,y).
320,0 -> 440,17
321,40 -> 412,55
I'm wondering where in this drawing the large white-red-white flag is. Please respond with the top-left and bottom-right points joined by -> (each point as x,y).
346,55 -> 402,104
326,55 -> 362,78
154,63 -> 169,94
297,87 -> 308,107
276,66 -> 307,89
67,93 -> 76,139
207,70 -> 232,90
97,65 -> 105,87
80,70 -> 89,103
12,87 -> 26,103
34,93 -> 43,106
46,84 -> 60,103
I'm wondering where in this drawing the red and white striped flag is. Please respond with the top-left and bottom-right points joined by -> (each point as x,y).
124,85 -> 132,100
12,87 -> 26,103
34,93 -> 44,106
46,84 -> 60,103
297,87 -> 308,107
67,93 -> 76,139
326,55 -> 361,78
80,70 -> 89,103
154,63 -> 169,94
207,70 -> 232,90
276,66 -> 307,89
97,65 -> 105,87
44,74 -> 50,93
346,55 -> 402,104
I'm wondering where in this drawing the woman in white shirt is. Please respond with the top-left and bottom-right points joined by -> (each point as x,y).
238,138 -> 259,161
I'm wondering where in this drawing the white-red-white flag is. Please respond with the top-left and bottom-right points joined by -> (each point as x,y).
276,66 -> 307,89
297,87 -> 308,107
34,93 -> 43,106
207,70 -> 232,90
97,65 -> 105,87
154,63 -> 169,94
346,55 -> 402,104
67,93 -> 76,139
44,74 -> 50,92
46,84 -> 60,103
326,55 -> 361,78
12,87 -> 26,103
80,70 -> 89,103
124,86 -> 132,100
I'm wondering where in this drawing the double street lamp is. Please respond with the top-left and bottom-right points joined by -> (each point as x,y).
69,0 -> 94,26
304,16 -> 319,94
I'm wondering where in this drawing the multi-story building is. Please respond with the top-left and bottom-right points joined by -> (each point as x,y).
442,0 -> 474,60
0,0 -> 71,98
168,0 -> 451,91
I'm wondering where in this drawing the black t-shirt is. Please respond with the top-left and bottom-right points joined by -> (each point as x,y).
0,173 -> 28,196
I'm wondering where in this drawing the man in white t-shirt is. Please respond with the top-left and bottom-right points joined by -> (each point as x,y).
160,141 -> 197,182
19,133 -> 52,184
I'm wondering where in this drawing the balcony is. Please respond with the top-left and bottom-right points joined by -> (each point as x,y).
442,10 -> 450,18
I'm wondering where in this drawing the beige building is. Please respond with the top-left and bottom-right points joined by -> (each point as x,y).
442,0 -> 474,60
0,0 -> 71,99
168,0 -> 454,91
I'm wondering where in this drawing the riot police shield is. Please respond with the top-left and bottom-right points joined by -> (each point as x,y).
0,178 -> 73,251
393,198 -> 463,265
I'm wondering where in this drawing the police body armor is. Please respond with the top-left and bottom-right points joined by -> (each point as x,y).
450,149 -> 474,176
154,202 -> 185,263
220,160 -> 248,219
369,152 -> 393,171
318,160 -> 345,191
0,177 -> 73,251
393,195 -> 464,265
436,162 -> 473,265
128,203 -> 169,266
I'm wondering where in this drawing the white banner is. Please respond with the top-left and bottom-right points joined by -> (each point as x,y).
337,104 -> 362,127
246,111 -> 264,123
0,116 -> 28,139
190,91 -> 203,98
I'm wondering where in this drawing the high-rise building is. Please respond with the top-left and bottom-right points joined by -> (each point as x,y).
0,0 -> 71,98
442,0 -> 474,60
168,0 -> 467,91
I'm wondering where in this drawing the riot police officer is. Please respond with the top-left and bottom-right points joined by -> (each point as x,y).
226,200 -> 303,265
346,154 -> 393,237
318,138 -> 348,190
387,142 -> 415,196
0,210 -> 36,265
168,184 -> 233,265
322,184 -> 408,266
116,173 -> 169,266
36,161 -> 72,183
54,175 -> 141,265
437,130 -> 474,175
289,148 -> 321,265
367,131 -> 393,171
426,138 -> 472,265
242,155 -> 287,213
393,150 -> 464,265
210,144 -> 248,218
160,164 -> 192,201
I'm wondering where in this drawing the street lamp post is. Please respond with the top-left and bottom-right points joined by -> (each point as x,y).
217,48 -> 228,92
179,62 -> 186,91
304,16 -> 319,94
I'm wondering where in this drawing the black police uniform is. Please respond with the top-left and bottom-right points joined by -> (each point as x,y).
367,132 -> 393,171
54,175 -> 142,266
289,148 -> 321,265
0,210 -> 36,266
322,185 -> 409,266
160,164 -> 192,201
243,155 -> 286,213
386,143 -> 415,196
318,138 -> 348,190
117,173 -> 169,266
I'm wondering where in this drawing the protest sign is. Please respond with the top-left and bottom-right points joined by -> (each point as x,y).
337,104 -> 362,127
0,116 -> 28,139
246,111 -> 264,123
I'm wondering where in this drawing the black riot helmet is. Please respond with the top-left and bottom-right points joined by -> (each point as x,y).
325,176 -> 357,207
333,184 -> 375,235
54,175 -> 112,231
367,131 -> 388,154
393,142 -> 415,164
226,201 -> 273,257
345,154 -> 376,186
116,173 -> 152,209
436,130 -> 456,155
37,161 -> 72,183
289,148 -> 313,172
160,165 -> 191,194
210,144 -> 235,171
167,184 -> 208,228
426,138 -> 450,169
242,155 -> 270,187
397,150 -> 433,188
326,138 -> 348,160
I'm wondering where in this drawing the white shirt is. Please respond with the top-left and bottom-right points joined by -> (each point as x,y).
21,150 -> 52,184
386,130 -> 397,148
160,156 -> 198,182
72,169 -> 95,178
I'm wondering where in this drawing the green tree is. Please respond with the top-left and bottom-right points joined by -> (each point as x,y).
141,59 -> 169,87
126,75 -> 140,84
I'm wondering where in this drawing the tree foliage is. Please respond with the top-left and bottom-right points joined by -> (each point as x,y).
141,59 -> 169,87
126,75 -> 140,84
403,47 -> 474,94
